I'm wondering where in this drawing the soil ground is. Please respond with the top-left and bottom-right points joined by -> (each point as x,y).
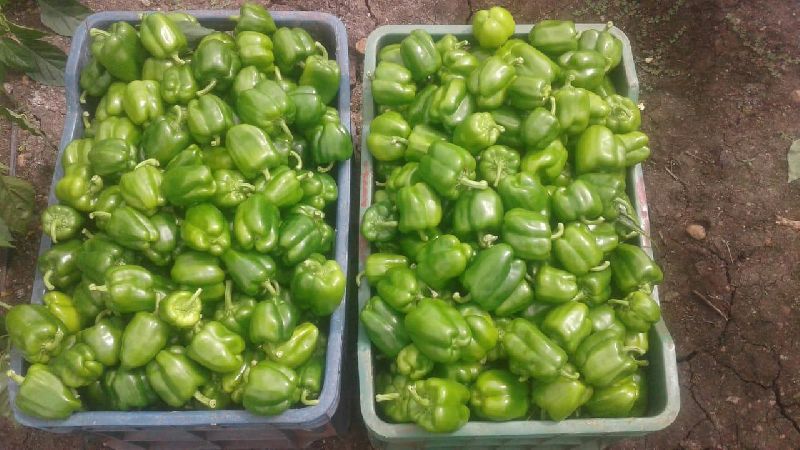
2,0 -> 800,449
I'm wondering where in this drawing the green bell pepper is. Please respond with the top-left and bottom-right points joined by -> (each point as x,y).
400,29 -> 441,81
123,80 -> 164,125
187,321 -> 246,373
528,20 -> 578,57
520,106 -> 561,151
104,366 -> 158,410
434,361 -> 485,385
265,321 -> 320,368
4,304 -> 67,364
578,265 -> 613,305
88,138 -> 138,178
579,22 -> 622,70
38,239 -> 82,291
609,291 -> 662,332
617,131 -> 651,166
534,263 -> 580,304
451,187 -> 504,245
140,12 -> 187,63
497,171 -> 550,214
75,234 -> 136,284
379,43 -> 403,65
367,111 -> 411,162
141,106 -> 191,165
501,208 -> 556,261
162,164 -> 217,206
43,291 -> 82,334
541,301 -> 593,354
458,304 -> 499,362
7,365 -> 82,419
157,288 -> 202,329
405,124 -> 447,162
407,377 -> 471,433
472,6 -> 515,49
363,253 -> 408,285
439,48 -> 479,83
258,166 -> 309,208
192,38 -> 242,93
232,2 -> 276,35
588,222 -> 620,254
90,21 -> 146,82
396,182 -> 442,234
90,264 -> 155,313
504,318 -> 573,381
249,289 -> 297,345
418,141 -> 487,200
61,138 -> 93,170
212,169 -> 255,209
91,116 -> 142,147
470,369 -> 529,421
237,79 -> 295,135
120,311 -> 169,369
276,213 -> 323,266
71,279 -> 106,323
415,234 -> 472,290
605,94 -> 641,133
507,75 -> 551,111
289,85 -> 326,129
242,361 -> 300,416
146,346 -> 214,408
80,316 -> 123,367
558,50 -> 606,89
521,139 -> 569,185
498,39 -> 560,83
233,195 -> 281,253
478,145 -> 520,187
360,296 -> 411,358
553,223 -> 605,275
90,186 -> 124,230
79,59 -> 112,102
236,31 -> 275,73
575,329 -> 642,387
584,372 -> 642,418
93,205 -> 159,251
551,179 -> 604,223
292,254 -> 345,316
574,124 -> 625,174
461,243 -> 527,312
226,124 -> 283,179
161,63 -> 198,104
376,266 -> 421,314
404,84 -> 437,127
118,160 -> 165,216
588,304 -> 627,336
181,203 -> 231,256
187,93 -> 235,145
308,120 -> 353,168
299,51 -> 340,105
214,285 -> 257,338
554,77 -> 591,135
41,204 -> 84,244
361,201 -> 398,243
221,248 -> 276,296
530,363 -> 592,421
273,27 -> 322,75
610,243 -> 664,293
404,298 -> 472,364
394,344 -> 433,380
430,78 -> 475,131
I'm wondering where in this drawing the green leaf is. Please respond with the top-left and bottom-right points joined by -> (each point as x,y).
17,37 -> 66,86
0,217 -> 12,248
789,139 -> 800,183
37,0 -> 92,37
0,37 -> 35,72
177,20 -> 215,47
0,106 -> 42,136
0,174 -> 35,236
9,22 -> 46,41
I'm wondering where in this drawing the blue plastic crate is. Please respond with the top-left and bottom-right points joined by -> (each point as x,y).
9,10 -> 352,434
358,24 -> 680,449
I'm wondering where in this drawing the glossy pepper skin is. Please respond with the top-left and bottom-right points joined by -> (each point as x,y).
470,369 -> 528,421
419,141 -> 487,200
90,186 -> 125,230
497,172 -> 550,214
146,346 -> 212,408
140,12 -> 187,62
142,57 -> 178,82
212,169 -> 255,208
467,56 -> 519,110
120,311 -> 170,368
76,235 -> 136,284
233,195 -> 281,253
299,51 -> 340,106
292,254 -> 345,316
579,23 -> 622,70
558,50 -> 606,89
90,22 -> 146,82
192,38 -> 242,93
610,291 -> 662,332
578,266 -> 613,305
407,377 -> 471,433
104,366 -> 158,410
440,47 -> 480,84
187,93 -> 235,145
501,209 -> 555,261
221,249 -> 276,296
43,291 -> 82,334
472,6 -> 515,49
553,223 -> 605,275
289,85 -> 326,130
605,94 -> 641,133
376,266 -> 421,314
363,253 -> 408,285
265,321 -> 319,369
530,363 -> 593,421
520,106 -> 561,151
235,31 -> 275,73
404,84 -> 437,127
588,304 -> 627,336
584,372 -> 643,417
541,301 -> 593,354
617,131 -> 651,167
5,304 -> 67,364
394,344 -> 433,380
187,321 -> 246,373
574,329 -> 641,387
461,243 -> 526,311
434,361 -> 485,385
503,318 -> 572,381
71,279 -> 106,322
161,63 -> 197,104
371,61 -> 416,107
360,296 -> 411,358
79,59 -> 112,101
92,116 -> 142,146
396,183 -> 442,234
232,2 -> 277,35
41,205 -> 84,244
242,361 -> 300,416
181,203 -> 231,256
48,340 -> 103,388
405,124 -> 446,162
404,298 -> 472,364
361,201 -> 398,243
458,304 -> 499,362
498,40 -> 560,83
93,264 -> 157,313
141,106 -> 192,165
61,138 -> 93,170
123,80 -> 164,125
415,234 -> 472,290
308,120 -> 354,167
610,243 -> 664,293
451,187 -> 504,245
8,365 -> 82,420
158,289 -> 203,329
534,264 -> 579,304
237,79 -> 295,134
119,161 -> 165,216
478,145 -> 520,187
521,140 -> 569,186
400,29 -> 441,81
226,124 -> 283,179
367,111 -> 411,162
273,27 -> 321,75
507,75 -> 551,111
89,138 -> 138,178
249,290 -> 297,345
528,20 -> 578,57
162,164 -> 218,206
429,78 -> 475,131
258,166 -> 307,208
554,77 -> 591,135
98,205 -> 160,251
79,316 -> 123,367
92,82 -> 127,122
453,112 -> 504,154
575,124 -> 625,174
551,179 -> 604,223
38,239 -> 82,290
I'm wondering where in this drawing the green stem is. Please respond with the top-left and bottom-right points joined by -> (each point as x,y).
560,367 -> 580,380
417,230 -> 429,242
301,391 -> 320,406
278,120 -> 294,140
95,309 -> 112,324
6,370 -> 24,385
581,216 -> 605,225
135,158 -> 160,169
550,222 -> 565,240
89,28 -> 111,38
478,234 -> 498,248
392,137 -> 409,146
264,279 -> 278,297
196,79 -> 217,96
171,53 -> 186,65
89,211 -> 111,219
273,66 -> 283,81
82,228 -> 94,239
315,41 -> 329,60
49,221 -> 58,243
80,91 -> 87,104
375,393 -> 400,402
262,167 -> 272,181
608,299 -> 628,307
590,260 -> 610,272
289,151 -> 303,170
82,111 -> 92,130
317,162 -> 334,173
634,359 -> 650,367
88,284 -> 108,292
459,177 -> 488,190
210,135 -> 221,147
406,385 -> 429,407
43,270 -> 55,291
193,391 -> 217,409
224,280 -> 234,311
355,271 -> 365,286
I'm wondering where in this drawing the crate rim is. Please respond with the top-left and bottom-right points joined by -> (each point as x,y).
358,23 -> 680,443
10,9 -> 352,432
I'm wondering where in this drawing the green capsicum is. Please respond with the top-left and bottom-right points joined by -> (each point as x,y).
407,377 -> 470,433
192,38 -> 242,93
265,321 -> 319,369
503,318 -> 573,381
558,50 -> 606,89
41,204 -> 84,244
123,80 -> 164,125
140,12 -> 187,63
158,289 -> 202,329
43,291 -> 82,334
574,329 -> 642,387
232,2 -> 276,35
534,264 -> 580,304
404,298 -> 472,364
118,160 -> 165,216
7,365 -> 82,419
360,296 -> 411,358
181,203 -> 231,256
38,239 -> 82,290
528,20 -> 578,57
552,222 -> 606,275
162,164 -> 218,206
242,360 -> 300,416
396,182 -> 442,234
120,311 -> 169,368
451,187 -> 504,245
574,124 -> 625,174
233,195 -> 281,253
470,369 -> 529,421
530,363 -> 592,420
472,6 -> 515,49
609,291 -> 662,332
460,243 -> 527,312
90,21 -> 146,82
429,78 -> 475,131
299,51 -> 340,105
400,29 -> 441,81
187,321 -> 246,373
501,208 -> 557,261
4,304 -> 67,364
418,141 -> 487,200
415,234 -> 472,290
367,111 -> 411,162
609,243 -> 664,293
141,105 -> 191,165
541,301 -> 593,354
146,346 -> 214,408
187,93 -> 235,145
88,138 -> 138,178
160,63 -> 198,104
291,254 -> 345,316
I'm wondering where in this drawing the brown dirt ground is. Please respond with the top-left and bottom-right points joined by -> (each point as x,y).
2,0 -> 800,449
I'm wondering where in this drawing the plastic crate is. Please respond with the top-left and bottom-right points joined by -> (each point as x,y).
357,24 -> 680,449
9,10 -> 353,440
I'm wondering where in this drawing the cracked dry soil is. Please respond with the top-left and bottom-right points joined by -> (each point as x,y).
1,0 -> 800,449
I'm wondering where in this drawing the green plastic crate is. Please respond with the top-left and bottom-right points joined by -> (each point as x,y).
357,24 -> 680,449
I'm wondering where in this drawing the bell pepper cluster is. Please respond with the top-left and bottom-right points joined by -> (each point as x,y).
4,3 -> 351,420
360,9 -> 661,432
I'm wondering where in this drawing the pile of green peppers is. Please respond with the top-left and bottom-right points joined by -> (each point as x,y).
4,3 -> 350,420
360,8 -> 662,433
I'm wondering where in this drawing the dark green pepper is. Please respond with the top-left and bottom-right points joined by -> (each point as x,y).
461,243 -> 527,311
181,203 -> 231,256
80,316 -> 123,367
466,55 -> 519,110
75,235 -> 136,284
41,204 -> 84,244
574,124 -> 625,174
376,266 -> 422,314
541,301 -> 593,354
553,223 -> 605,275
233,195 -> 281,253
95,205 -> 159,251
88,138 -> 138,178
123,80 -> 164,125
609,244 -> 664,293
7,365 -> 82,419
120,311 -> 169,369
192,38 -> 242,93
535,264 -> 580,304
360,296 -> 411,358
5,304 -> 67,364
418,141 -> 487,200
38,239 -> 82,291
528,20 -> 578,57
574,329 -> 641,387
91,116 -> 142,146
221,249 -> 276,296
554,77 -> 591,135
146,346 -> 212,408
400,29 -> 441,81
405,124 -> 447,162
226,124 -> 284,179
90,22 -> 146,82
308,120 -> 353,168
504,318 -> 573,381
430,78 -> 475,131
299,52 -> 340,105
396,182 -> 442,234
404,298 -> 472,364
118,160 -> 165,216
158,289 -> 203,329
141,105 -> 192,165
187,93 -> 235,145
470,369 -> 529,421
161,63 -> 198,105
104,366 -> 158,410
609,291 -> 662,332
292,254 -> 345,316
415,234 -> 472,290
452,187 -> 504,245
187,321 -> 246,373
162,164 -> 218,206
551,179 -> 604,223
407,378 -> 470,433
578,22 -> 623,70
501,208 -> 556,261
140,12 -> 188,63
242,360 -> 300,416
250,289 -> 297,345
215,283 -> 258,337
273,27 -> 322,75
530,363 -> 592,421
520,106 -> 561,151
232,2 -> 276,35
497,172 -> 550,214
458,304 -> 499,362
367,111 -> 411,162
265,321 -> 319,368
558,50 -> 606,89
478,145 -> 520,187
79,58 -> 112,102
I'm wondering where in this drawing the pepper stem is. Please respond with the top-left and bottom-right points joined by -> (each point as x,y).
224,280 -> 234,310
417,230 -> 429,242
43,270 -> 55,291
296,171 -> 313,181
459,177 -> 488,190
570,291 -> 586,302
89,211 -> 111,219
171,105 -> 184,123
193,391 -> 217,409
210,136 -> 221,147
355,271 -> 365,287
6,370 -> 25,385
301,391 -> 320,406
229,15 -> 241,22
317,162 -> 334,173
95,309 -> 112,324
262,167 -> 272,181
135,158 -> 160,169
82,111 -> 92,130
49,221 -> 58,243
89,28 -> 110,38
508,56 -> 524,66
590,260 -> 610,272
608,299 -> 629,307
277,120 -> 294,140
88,284 -> 108,292
81,228 -> 94,239
452,292 -> 469,304
264,279 -> 278,297
0,300 -> 13,310
605,21 -> 614,31
196,79 -> 217,96
406,385 -> 429,407
550,222 -> 565,239
392,137 -> 409,146
190,288 -> 204,303
493,165 -> 503,188
375,393 -> 400,402
426,287 -> 439,298
289,151 -> 303,170
560,367 -> 580,380
315,41 -> 329,60
171,53 -> 186,65
478,234 -> 498,248
374,180 -> 387,187
581,216 -> 605,225
273,66 -> 283,81
635,359 -> 650,367
375,220 -> 398,228
80,91 -> 87,104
